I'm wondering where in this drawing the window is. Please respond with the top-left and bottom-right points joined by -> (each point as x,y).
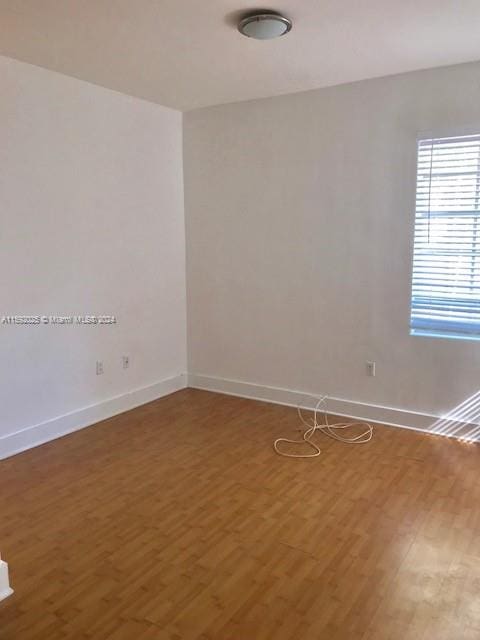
410,134 -> 480,340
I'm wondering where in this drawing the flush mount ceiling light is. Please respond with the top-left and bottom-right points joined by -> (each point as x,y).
238,12 -> 292,40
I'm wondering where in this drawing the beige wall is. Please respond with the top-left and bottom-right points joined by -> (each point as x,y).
2,54 -> 480,451
0,56 -> 186,453
184,61 -> 480,421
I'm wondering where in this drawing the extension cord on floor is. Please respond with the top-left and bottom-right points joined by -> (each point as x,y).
274,395 -> 373,458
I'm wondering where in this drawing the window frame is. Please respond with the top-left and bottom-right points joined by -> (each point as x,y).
409,127 -> 480,342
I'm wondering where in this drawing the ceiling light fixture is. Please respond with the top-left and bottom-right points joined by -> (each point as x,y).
238,12 -> 292,40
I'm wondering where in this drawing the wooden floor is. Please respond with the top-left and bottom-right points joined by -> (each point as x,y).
1,389 -> 480,640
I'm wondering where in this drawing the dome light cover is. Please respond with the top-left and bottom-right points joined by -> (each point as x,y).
238,13 -> 292,40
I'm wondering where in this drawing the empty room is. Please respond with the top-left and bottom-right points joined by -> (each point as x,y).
1,2 -> 480,639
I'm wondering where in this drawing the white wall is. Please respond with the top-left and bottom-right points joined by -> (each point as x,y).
2,55 -> 480,453
0,56 -> 186,456
184,61 -> 480,424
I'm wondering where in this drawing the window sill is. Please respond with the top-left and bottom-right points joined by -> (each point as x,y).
410,329 -> 480,342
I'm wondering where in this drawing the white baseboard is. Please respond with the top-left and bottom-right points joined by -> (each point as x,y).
2,372 -> 477,460
187,374 -> 480,442
0,374 -> 187,460
0,561 -> 13,602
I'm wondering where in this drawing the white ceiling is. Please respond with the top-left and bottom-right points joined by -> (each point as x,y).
1,1 -> 480,111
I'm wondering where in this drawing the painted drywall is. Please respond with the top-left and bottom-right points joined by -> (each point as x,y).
0,56 -> 187,451
3,2 -> 480,111
184,61 -> 480,422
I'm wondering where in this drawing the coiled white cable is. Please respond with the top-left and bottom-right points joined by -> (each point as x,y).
273,395 -> 373,458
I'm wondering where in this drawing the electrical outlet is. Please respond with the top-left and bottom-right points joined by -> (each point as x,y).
122,355 -> 129,369
366,361 -> 376,377
96,361 -> 104,376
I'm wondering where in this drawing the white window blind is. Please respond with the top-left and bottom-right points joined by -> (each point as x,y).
410,134 -> 480,339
